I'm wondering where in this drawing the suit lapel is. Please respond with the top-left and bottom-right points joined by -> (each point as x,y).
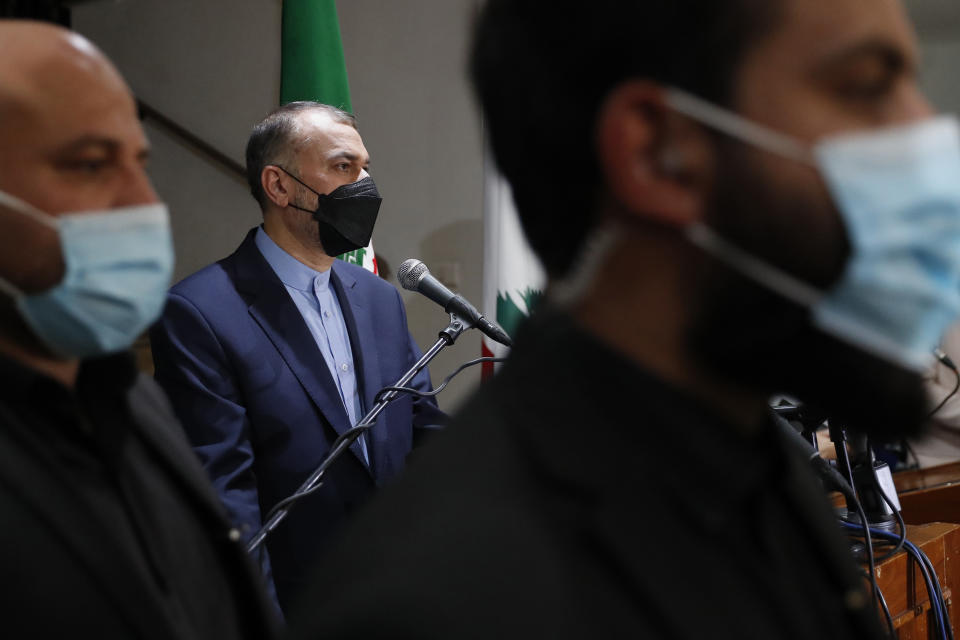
331,263 -> 387,479
233,232 -> 370,470
0,404 -> 178,640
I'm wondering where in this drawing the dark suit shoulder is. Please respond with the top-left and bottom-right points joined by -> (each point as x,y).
169,257 -> 236,302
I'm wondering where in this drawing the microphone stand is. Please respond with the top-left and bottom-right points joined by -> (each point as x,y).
246,313 -> 471,553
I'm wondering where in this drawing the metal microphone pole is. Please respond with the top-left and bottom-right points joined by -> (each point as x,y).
246,313 -> 471,553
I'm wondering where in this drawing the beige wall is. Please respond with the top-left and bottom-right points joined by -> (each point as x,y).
70,0 -> 960,412
73,0 -> 486,411
905,0 -> 960,112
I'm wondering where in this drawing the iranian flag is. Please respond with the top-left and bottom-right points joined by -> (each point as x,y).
281,0 -> 378,275
481,150 -> 545,377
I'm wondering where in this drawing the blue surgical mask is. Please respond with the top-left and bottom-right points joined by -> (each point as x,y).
665,89 -> 960,372
0,191 -> 174,358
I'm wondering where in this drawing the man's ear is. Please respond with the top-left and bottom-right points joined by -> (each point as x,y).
261,166 -> 291,208
595,80 -> 710,227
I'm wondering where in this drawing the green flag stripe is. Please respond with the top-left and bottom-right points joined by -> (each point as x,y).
280,0 -> 352,111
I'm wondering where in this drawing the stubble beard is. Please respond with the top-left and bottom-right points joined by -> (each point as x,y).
686,141 -> 929,442
289,187 -> 328,255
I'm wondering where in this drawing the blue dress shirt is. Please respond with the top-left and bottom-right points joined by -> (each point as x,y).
254,227 -> 368,464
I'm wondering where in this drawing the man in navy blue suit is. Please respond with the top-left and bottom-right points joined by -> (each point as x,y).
150,102 -> 443,614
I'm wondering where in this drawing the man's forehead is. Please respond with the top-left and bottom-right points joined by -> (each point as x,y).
294,111 -> 368,160
0,27 -> 143,154
768,0 -> 917,68
730,0 -> 921,131
0,81 -> 145,155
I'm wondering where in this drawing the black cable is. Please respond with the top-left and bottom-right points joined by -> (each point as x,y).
900,438 -> 921,471
817,456 -> 882,629
897,538 -> 951,640
842,485 -> 955,640
901,349 -> 960,471
936,348 -> 958,372
875,584 -> 896,639
801,400 -> 951,638
865,444 -> 906,562
931,557 -> 956,640
848,496 -> 881,627
872,497 -> 906,563
876,528 -> 943,638
845,522 -> 939,639
809,457 -> 894,638
929,363 -> 960,418
374,357 -> 507,403
909,533 -> 955,640
846,456 -> 931,636
844,523 -> 953,640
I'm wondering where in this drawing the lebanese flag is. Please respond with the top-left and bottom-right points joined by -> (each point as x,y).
481,149 -> 545,378
281,0 -> 377,275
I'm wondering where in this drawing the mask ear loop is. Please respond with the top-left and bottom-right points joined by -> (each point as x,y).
661,89 -> 826,309
685,223 -> 822,308
0,190 -> 59,230
664,88 -> 813,166
0,191 -> 59,299
274,165 -> 323,197
0,276 -> 23,300
271,165 -> 326,218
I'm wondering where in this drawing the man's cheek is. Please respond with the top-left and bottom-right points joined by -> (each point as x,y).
0,217 -> 64,293
711,151 -> 848,289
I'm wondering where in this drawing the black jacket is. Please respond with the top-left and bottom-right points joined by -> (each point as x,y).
288,311 -> 883,639
0,353 -> 277,639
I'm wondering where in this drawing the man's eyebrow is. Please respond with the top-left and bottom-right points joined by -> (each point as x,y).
815,38 -> 914,74
326,150 -> 370,165
53,136 -> 121,155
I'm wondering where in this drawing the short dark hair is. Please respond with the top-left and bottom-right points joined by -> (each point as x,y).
245,101 -> 358,209
470,0 -> 783,277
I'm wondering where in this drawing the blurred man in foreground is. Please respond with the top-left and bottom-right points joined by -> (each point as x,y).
290,0 -> 959,637
0,20 -> 275,638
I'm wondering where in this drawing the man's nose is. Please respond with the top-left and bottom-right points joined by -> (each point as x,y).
898,85 -> 935,123
115,164 -> 160,207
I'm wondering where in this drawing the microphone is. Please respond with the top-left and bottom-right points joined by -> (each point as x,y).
398,259 -> 513,347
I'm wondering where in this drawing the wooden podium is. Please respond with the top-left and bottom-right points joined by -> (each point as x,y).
874,523 -> 958,638
864,463 -> 960,638
895,462 -> 960,526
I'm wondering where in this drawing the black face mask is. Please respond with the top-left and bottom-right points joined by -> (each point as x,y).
279,167 -> 382,257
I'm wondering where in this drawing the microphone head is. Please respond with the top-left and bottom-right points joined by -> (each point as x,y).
397,259 -> 429,291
